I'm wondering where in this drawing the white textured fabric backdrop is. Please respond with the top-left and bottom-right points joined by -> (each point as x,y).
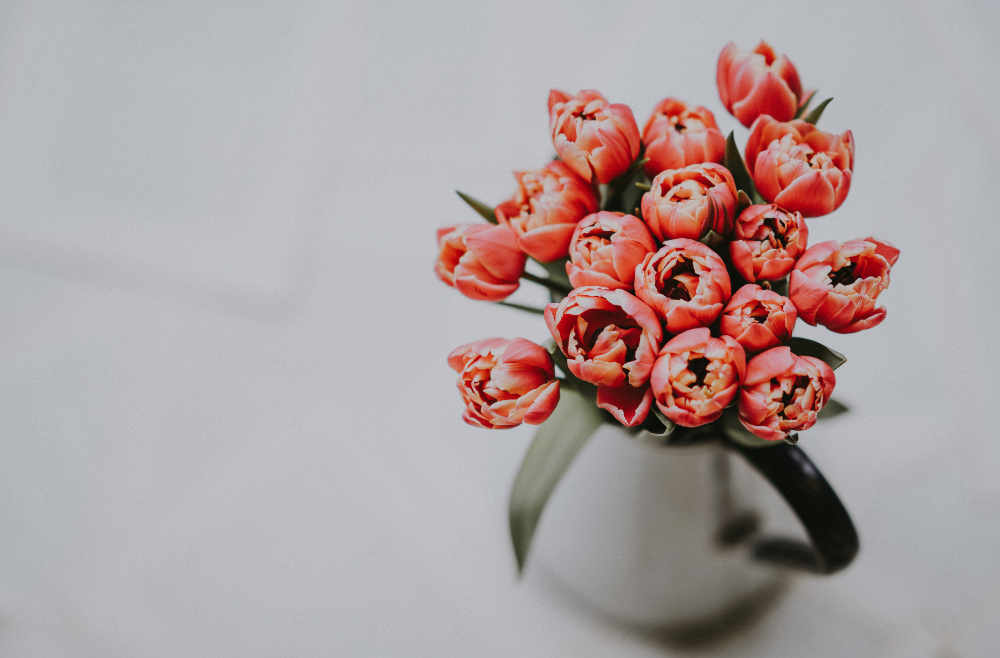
0,0 -> 997,655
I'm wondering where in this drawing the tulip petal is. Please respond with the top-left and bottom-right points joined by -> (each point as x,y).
597,385 -> 652,427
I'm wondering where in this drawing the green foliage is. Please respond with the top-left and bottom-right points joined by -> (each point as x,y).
508,386 -> 604,574
802,98 -> 833,125
455,190 -> 498,223
788,337 -> 847,370
724,132 -> 761,203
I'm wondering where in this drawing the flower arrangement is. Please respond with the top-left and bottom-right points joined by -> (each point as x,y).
435,40 -> 899,575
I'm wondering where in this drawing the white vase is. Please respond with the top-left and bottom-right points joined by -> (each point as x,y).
528,424 -> 790,635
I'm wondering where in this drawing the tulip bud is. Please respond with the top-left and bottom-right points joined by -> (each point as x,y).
641,163 -> 738,241
448,338 -> 560,429
435,224 -> 526,301
566,211 -> 657,290
650,328 -> 746,427
745,116 -> 854,217
634,238 -> 732,333
548,89 -> 641,184
789,237 -> 900,333
720,284 -> 797,353
716,41 -> 806,127
729,203 -> 809,282
545,286 -> 662,426
738,346 -> 836,441
641,98 -> 726,177
495,161 -> 599,263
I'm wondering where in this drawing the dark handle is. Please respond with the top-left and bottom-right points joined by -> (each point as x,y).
729,441 -> 859,574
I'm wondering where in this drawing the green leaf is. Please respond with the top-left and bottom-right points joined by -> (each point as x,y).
802,97 -> 833,125
633,405 -> 677,442
538,259 -> 571,289
818,398 -> 849,420
767,276 -> 789,297
602,154 -> 646,213
720,407 -> 776,449
620,171 -> 648,215
788,337 -> 847,370
724,132 -> 759,201
455,190 -> 498,224
509,386 -> 604,574
794,90 -> 817,119
736,189 -> 754,212
543,339 -> 569,377
496,300 -> 545,315
699,229 -> 726,250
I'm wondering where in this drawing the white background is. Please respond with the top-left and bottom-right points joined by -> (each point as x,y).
0,0 -> 998,655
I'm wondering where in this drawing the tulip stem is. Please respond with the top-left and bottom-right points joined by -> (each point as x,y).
496,300 -> 546,315
634,181 -> 651,191
521,271 -> 572,295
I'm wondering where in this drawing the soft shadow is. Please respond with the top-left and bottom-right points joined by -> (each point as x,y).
533,564 -> 790,652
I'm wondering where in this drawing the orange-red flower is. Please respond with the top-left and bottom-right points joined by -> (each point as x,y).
435,224 -> 526,301
650,328 -> 746,427
545,287 -> 662,426
716,41 -> 806,127
566,212 -> 656,289
789,237 -> 900,333
634,238 -> 732,333
738,346 -> 836,441
641,163 -> 738,241
729,203 -> 809,282
745,116 -> 854,217
641,98 -> 726,177
495,161 -> 599,263
448,338 -> 560,429
548,89 -> 641,184
720,284 -> 797,353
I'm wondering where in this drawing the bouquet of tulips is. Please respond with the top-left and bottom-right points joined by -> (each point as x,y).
435,40 -> 899,573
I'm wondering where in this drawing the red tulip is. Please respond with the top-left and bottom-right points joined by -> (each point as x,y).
719,284 -> 797,353
495,161 -> 599,262
641,163 -> 738,241
435,224 -> 526,301
545,287 -> 662,426
738,346 -> 836,441
729,203 -> 808,282
566,211 -> 657,290
448,338 -> 560,429
634,238 -> 732,333
650,328 -> 746,427
716,41 -> 806,127
548,89 -> 641,184
641,98 -> 726,177
789,237 -> 900,333
745,116 -> 854,217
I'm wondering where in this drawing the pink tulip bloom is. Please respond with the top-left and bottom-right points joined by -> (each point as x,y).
789,237 -> 900,333
738,346 -> 836,441
545,287 -> 662,426
548,89 -> 641,184
447,338 -> 560,429
641,163 -> 739,241
495,161 -> 599,262
641,98 -> 726,177
716,41 -> 807,127
729,203 -> 809,282
720,284 -> 797,353
435,224 -> 526,301
634,238 -> 732,333
745,116 -> 854,217
566,211 -> 657,290
650,328 -> 746,427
